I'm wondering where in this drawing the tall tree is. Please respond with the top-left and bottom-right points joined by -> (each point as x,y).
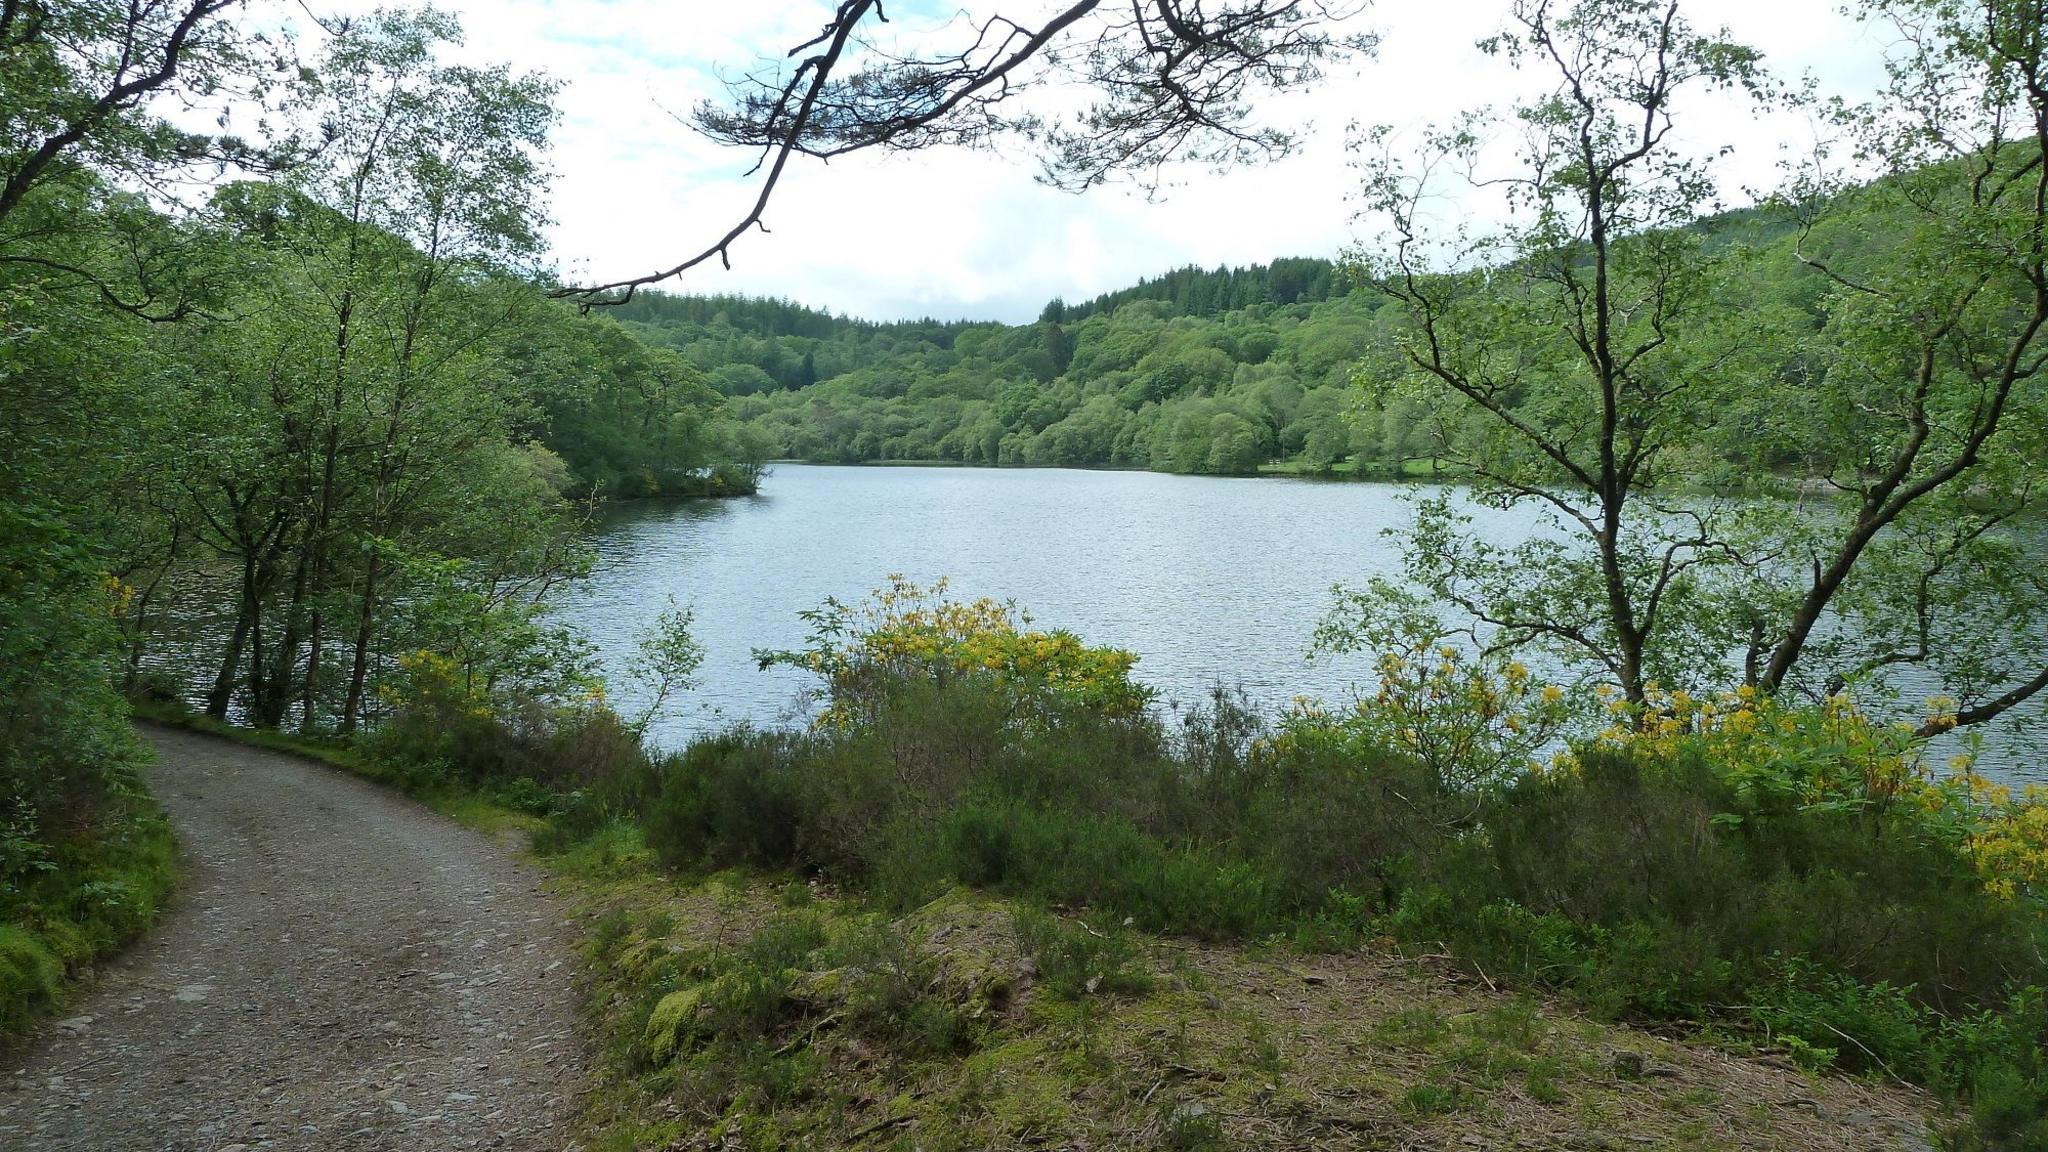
1353,0 -> 1768,706
1,0 -> 275,312
1748,0 -> 2048,730
267,8 -> 560,732
1346,0 -> 2048,733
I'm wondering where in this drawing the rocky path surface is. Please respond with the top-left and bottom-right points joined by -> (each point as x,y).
0,724 -> 590,1151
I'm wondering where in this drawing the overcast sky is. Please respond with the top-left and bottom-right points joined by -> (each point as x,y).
294,1 -> 1897,323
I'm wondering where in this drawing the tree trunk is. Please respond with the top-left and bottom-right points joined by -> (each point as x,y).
205,561 -> 256,720
340,552 -> 382,734
300,613 -> 325,734
257,544 -> 312,728
121,547 -> 175,696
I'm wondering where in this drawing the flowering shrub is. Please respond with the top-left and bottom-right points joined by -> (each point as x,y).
379,648 -> 495,722
760,577 -> 1153,729
1283,639 -> 1573,796
1572,685 -> 2048,908
1943,775 -> 2048,904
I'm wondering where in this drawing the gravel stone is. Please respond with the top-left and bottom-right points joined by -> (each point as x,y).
0,725 -> 591,1151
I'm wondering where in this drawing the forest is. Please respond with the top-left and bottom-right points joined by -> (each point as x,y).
5,0 -> 2048,1149
620,209 -> 1866,482
617,257 -> 1394,475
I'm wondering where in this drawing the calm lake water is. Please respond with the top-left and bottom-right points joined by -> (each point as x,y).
555,464 -> 2044,783
556,463 -> 1437,741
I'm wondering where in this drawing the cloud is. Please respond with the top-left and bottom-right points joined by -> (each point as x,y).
288,0 -> 1891,323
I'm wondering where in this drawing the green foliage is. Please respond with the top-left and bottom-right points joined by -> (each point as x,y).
1376,705 -> 2048,1148
1,0 -> 269,235
1009,908 -> 1153,1001
0,787 -> 176,1039
609,904 -> 986,1133
758,577 -> 1154,729
0,504 -> 138,844
1339,0 -> 2048,735
627,597 -> 705,735
643,730 -> 806,873
618,273 -> 1397,477
618,588 -> 2048,1146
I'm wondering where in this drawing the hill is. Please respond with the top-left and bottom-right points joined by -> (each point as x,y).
614,204 -> 1828,479
617,257 -> 1393,475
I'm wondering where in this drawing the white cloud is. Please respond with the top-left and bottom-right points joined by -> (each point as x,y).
288,0 -> 1893,322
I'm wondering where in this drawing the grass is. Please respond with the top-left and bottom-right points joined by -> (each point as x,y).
1258,455 -> 1460,480
568,870 -> 1938,1152
132,702 -> 551,840
0,780 -> 177,1044
134,702 -> 378,774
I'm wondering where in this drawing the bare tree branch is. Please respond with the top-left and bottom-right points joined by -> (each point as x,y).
554,0 -> 1370,303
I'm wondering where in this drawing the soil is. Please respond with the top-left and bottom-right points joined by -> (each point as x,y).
0,724 -> 591,1152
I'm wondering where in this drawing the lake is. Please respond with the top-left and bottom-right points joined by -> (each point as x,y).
554,463 -> 2044,783
556,463 -> 1442,740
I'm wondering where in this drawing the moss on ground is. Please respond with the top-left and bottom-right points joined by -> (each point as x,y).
565,868 -> 1943,1152
0,782 -> 177,1044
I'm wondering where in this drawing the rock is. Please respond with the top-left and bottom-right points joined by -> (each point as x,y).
643,985 -> 708,1064
1608,1050 -> 1647,1080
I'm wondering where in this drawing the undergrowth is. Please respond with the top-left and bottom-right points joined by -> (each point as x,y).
154,582 -> 2048,1148
0,774 -> 176,1042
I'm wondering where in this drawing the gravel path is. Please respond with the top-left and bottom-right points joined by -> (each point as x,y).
0,724 -> 591,1151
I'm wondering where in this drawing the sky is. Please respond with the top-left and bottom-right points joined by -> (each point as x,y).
286,1 -> 1898,323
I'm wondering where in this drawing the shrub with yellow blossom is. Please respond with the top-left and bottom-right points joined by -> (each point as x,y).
1927,772 -> 2048,905
378,648 -> 497,723
1285,639 -> 1573,798
1583,685 -> 2048,907
759,576 -> 1153,729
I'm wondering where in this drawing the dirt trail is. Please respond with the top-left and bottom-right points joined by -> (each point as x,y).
0,724 -> 590,1151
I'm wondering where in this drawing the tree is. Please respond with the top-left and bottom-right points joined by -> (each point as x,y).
1353,0 -> 1769,707
0,0 -> 263,225
1,0 -> 274,317
0,0 -> 280,920
627,597 -> 704,736
273,8 -> 559,733
1741,0 -> 2048,732
1347,0 -> 2048,734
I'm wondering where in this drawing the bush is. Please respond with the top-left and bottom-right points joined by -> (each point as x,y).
1387,698 -> 2048,1149
1011,907 -> 1153,1000
0,787 -> 175,1037
371,693 -> 649,792
1410,737 -> 2045,1014
606,586 -> 2048,1147
0,506 -> 175,1039
755,576 -> 1154,732
643,729 -> 807,872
